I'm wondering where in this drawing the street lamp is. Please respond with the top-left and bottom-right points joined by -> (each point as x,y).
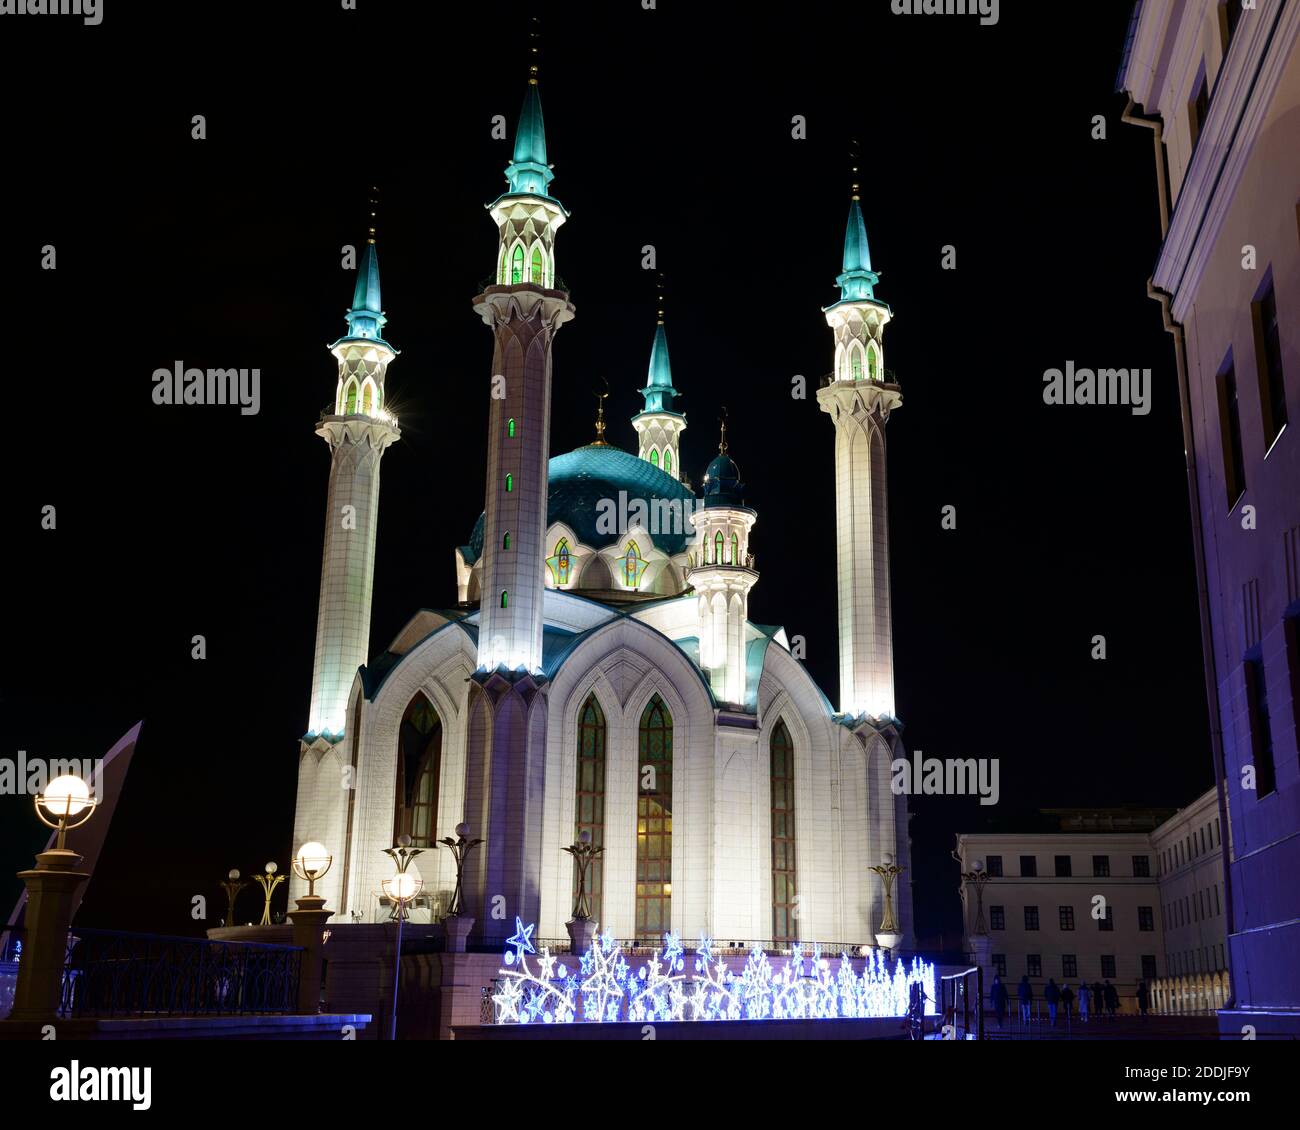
562,829 -> 604,952
286,843 -> 334,1016
34,774 -> 99,851
960,858 -> 992,935
253,860 -> 289,925
436,823 -> 483,954
868,851 -> 906,956
382,835 -> 424,1041
219,868 -> 250,928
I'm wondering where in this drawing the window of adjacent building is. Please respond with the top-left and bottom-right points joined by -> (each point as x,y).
1188,63 -> 1210,152
1132,854 -> 1150,877
574,694 -> 607,923
1244,654 -> 1277,796
1139,906 -> 1154,932
1059,906 -> 1075,931
1024,906 -> 1040,931
1062,954 -> 1078,979
990,905 -> 1005,931
985,855 -> 1003,877
1142,955 -> 1158,980
770,719 -> 798,943
1253,276 -> 1289,450
1093,855 -> 1110,878
1020,855 -> 1037,878
1054,855 -> 1072,877
394,693 -> 442,848
1027,955 -> 1042,978
636,694 -> 673,941
1216,355 -> 1248,508
992,953 -> 1007,977
1100,955 -> 1117,979
1098,906 -> 1114,932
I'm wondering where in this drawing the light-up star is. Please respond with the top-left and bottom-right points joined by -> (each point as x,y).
506,917 -> 536,964
537,949 -> 557,982
697,933 -> 713,964
493,976 -> 523,1022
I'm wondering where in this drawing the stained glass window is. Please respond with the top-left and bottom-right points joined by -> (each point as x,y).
623,540 -> 645,588
636,694 -> 672,941
547,538 -> 572,585
574,694 -> 606,923
511,245 -> 524,285
771,719 -> 797,942
395,694 -> 441,848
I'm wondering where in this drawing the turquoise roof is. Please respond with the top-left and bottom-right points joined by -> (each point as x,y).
333,238 -> 392,348
467,443 -> 698,561
835,197 -> 881,303
505,81 -> 556,198
639,321 -> 680,414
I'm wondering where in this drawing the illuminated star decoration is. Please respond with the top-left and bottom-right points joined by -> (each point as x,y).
505,916 -> 536,965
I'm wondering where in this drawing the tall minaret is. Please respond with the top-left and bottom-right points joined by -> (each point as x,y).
815,180 -> 900,720
473,61 -> 574,674
631,285 -> 685,479
688,418 -> 758,705
306,202 -> 400,739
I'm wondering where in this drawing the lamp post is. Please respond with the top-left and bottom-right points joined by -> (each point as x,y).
562,830 -> 603,952
381,835 -> 424,1041
219,869 -> 249,929
252,861 -> 286,926
288,843 -> 334,1015
959,859 -> 992,935
868,852 -> 906,957
436,822 -> 483,953
8,774 -> 98,1024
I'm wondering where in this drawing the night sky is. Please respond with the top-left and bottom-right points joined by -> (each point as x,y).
3,0 -> 1210,947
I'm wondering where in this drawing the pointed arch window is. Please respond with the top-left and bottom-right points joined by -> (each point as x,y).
508,417 -> 516,438
530,245 -> 544,285
395,694 -> 442,848
623,540 -> 646,588
714,530 -> 725,564
650,448 -> 659,468
546,538 -> 572,586
500,590 -> 509,608
498,246 -> 507,285
362,382 -> 373,415
851,347 -> 863,382
770,719 -> 797,942
344,380 -> 358,415
663,448 -> 673,476
731,532 -> 740,566
867,343 -> 879,382
505,473 -> 513,493
574,694 -> 606,923
637,694 -> 673,941
502,531 -> 511,550
511,245 -> 524,285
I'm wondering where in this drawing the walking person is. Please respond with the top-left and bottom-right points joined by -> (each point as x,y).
1078,981 -> 1091,1023
1061,982 -> 1074,1025
1045,978 -> 1061,1026
1017,975 -> 1033,1024
990,975 -> 1007,1027
1137,980 -> 1150,1017
1104,980 -> 1119,1019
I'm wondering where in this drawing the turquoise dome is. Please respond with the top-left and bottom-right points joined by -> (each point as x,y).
468,444 -> 698,561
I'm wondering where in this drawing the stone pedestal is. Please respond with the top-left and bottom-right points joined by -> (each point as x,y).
566,918 -> 597,954
7,849 -> 89,1024
288,894 -> 334,1015
443,914 -> 474,953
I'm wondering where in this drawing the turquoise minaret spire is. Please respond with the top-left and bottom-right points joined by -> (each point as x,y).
836,195 -> 881,303
339,235 -> 390,345
504,71 -> 555,198
632,284 -> 687,480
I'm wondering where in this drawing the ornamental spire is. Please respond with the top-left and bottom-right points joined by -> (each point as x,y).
505,18 -> 554,197
641,274 -> 679,413
342,188 -> 390,344
837,142 -> 880,302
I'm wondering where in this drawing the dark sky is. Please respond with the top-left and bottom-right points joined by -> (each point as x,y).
3,0 -> 1210,946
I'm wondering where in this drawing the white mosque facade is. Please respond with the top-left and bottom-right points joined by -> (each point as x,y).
290,75 -> 915,951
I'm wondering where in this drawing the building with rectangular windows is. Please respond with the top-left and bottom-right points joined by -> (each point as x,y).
957,791 -> 1230,1014
1118,0 -> 1300,1035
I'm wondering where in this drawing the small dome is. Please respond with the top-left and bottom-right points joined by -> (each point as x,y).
702,453 -> 746,508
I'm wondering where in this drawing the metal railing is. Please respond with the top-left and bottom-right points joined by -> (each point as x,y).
57,928 -> 303,1018
939,966 -> 984,1040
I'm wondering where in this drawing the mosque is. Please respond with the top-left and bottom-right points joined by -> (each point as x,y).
288,69 -> 915,952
